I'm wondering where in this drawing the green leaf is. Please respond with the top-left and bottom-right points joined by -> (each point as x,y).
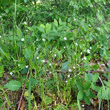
77,91 -> 84,100
84,96 -> 90,105
97,86 -> 110,100
84,81 -> 91,89
30,78 -> 39,86
59,18 -> 62,25
0,66 -> 4,77
61,61 -> 69,71
4,80 -> 21,91
44,96 -> 52,105
17,28 -> 22,37
46,23 -> 51,33
54,19 -> 58,27
92,73 -> 99,83
40,24 -> 45,29
97,11 -> 103,22
24,46 -> 33,60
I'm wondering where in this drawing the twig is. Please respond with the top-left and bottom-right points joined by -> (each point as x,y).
17,70 -> 30,110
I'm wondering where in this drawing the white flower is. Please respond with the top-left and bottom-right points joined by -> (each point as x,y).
21,38 -> 24,41
49,71 -> 52,74
26,30 -> 28,32
64,37 -> 67,40
87,49 -> 90,53
82,104 -> 85,107
0,16 -> 2,18
42,38 -> 45,41
65,80 -> 68,83
81,52 -> 82,55
24,22 -> 27,25
10,72 -> 13,75
26,65 -> 28,68
74,18 -> 76,21
18,64 -> 20,67
88,24 -> 91,27
90,47 -> 92,49
0,35 -> 1,38
83,56 -> 87,60
50,51 -> 52,53
42,60 -> 45,63
49,63 -> 51,66
37,56 -> 39,59
68,74 -> 70,78
64,46 -> 66,49
54,54 -> 56,57
36,39 -> 38,41
68,69 -> 72,72
75,43 -> 78,46
73,66 -> 75,69
77,64 -> 79,66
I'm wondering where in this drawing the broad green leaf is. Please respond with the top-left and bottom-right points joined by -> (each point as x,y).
84,81 -> 91,89
61,61 -> 69,71
44,96 -> 52,105
0,66 -> 4,77
24,46 -> 33,60
59,18 -> 62,25
40,24 -> 45,29
54,19 -> 58,27
97,86 -> 110,100
92,73 -> 99,83
4,80 -> 21,91
46,23 -> 51,33
77,91 -> 84,100
17,28 -> 22,37
84,96 -> 90,105
97,11 -> 103,22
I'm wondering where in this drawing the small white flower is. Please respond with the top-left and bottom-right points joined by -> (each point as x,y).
18,64 -> 20,67
10,72 -> 13,75
0,16 -> 2,18
36,39 -> 38,41
68,69 -> 72,72
26,30 -> 28,32
64,37 -> 67,40
26,65 -> 28,68
24,22 -> 27,25
49,63 -> 51,66
88,24 -> 91,27
82,104 -> 85,107
90,47 -> 92,49
54,54 -> 56,57
21,38 -> 24,41
50,51 -> 52,53
77,64 -> 79,66
87,49 -> 90,53
42,60 -> 45,63
68,74 -> 70,78
83,56 -> 87,60
81,52 -> 82,55
65,80 -> 68,83
37,56 -> 39,59
74,18 -> 76,21
49,71 -> 52,74
75,43 -> 78,46
73,66 -> 75,69
0,35 -> 1,38
42,38 -> 45,41
64,46 -> 66,49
